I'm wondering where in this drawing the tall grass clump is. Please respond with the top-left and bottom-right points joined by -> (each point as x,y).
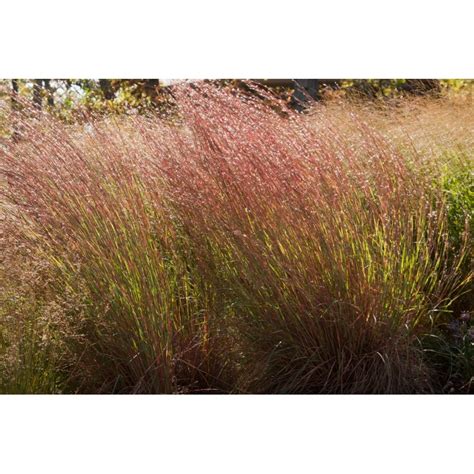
0,83 -> 471,393
1,105 -> 233,393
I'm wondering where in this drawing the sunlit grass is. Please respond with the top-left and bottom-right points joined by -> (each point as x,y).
0,83 -> 472,393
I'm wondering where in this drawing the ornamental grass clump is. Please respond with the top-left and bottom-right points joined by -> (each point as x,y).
0,82 -> 470,393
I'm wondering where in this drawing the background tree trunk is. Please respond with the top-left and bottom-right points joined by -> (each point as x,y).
33,79 -> 43,110
44,79 -> 55,107
11,80 -> 20,141
292,79 -> 321,110
11,79 -> 19,108
99,79 -> 115,100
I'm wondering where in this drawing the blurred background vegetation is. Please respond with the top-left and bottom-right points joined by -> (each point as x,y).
1,79 -> 472,135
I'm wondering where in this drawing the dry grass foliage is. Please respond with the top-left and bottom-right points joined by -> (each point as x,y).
0,83 -> 472,393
